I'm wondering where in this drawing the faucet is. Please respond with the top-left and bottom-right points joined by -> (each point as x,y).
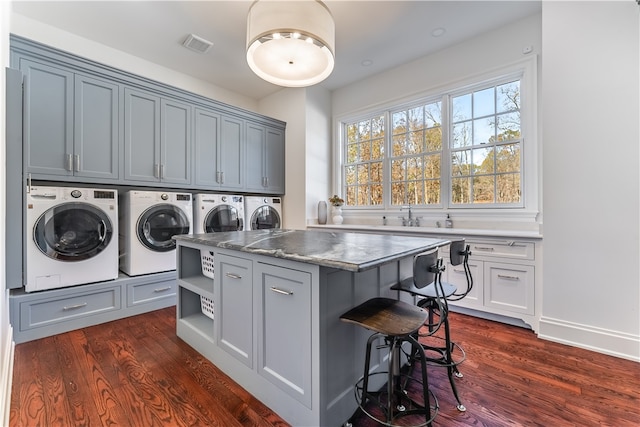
399,205 -> 413,226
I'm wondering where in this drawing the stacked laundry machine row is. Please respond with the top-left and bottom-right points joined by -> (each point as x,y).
25,185 -> 283,293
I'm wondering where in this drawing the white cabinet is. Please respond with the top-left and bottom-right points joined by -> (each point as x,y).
443,238 -> 537,329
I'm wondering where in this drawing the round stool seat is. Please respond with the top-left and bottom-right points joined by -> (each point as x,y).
340,297 -> 428,336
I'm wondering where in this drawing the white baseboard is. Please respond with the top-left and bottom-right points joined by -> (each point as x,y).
539,316 -> 640,362
1,325 -> 14,427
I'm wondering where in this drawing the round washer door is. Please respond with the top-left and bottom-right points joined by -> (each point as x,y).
250,206 -> 281,230
137,204 -> 190,252
33,202 -> 114,262
204,205 -> 244,232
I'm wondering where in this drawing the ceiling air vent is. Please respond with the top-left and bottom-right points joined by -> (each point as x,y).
182,34 -> 213,54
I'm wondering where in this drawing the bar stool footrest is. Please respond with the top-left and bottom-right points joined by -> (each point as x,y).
354,371 -> 438,427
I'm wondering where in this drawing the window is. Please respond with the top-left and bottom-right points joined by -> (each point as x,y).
340,68 -> 531,211
450,80 -> 521,205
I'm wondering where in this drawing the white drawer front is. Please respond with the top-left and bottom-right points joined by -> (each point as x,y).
467,240 -> 534,260
484,262 -> 534,315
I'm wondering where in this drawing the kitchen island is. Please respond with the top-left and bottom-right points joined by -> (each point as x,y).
174,229 -> 449,426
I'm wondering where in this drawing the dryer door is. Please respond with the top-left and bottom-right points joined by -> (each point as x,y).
33,202 -> 114,261
250,206 -> 281,230
137,204 -> 190,252
204,205 -> 244,232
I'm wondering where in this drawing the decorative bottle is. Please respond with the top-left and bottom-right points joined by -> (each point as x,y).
318,201 -> 327,225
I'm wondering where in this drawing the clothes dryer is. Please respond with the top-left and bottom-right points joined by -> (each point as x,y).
25,186 -> 118,292
244,196 -> 282,230
120,190 -> 192,276
193,194 -> 244,234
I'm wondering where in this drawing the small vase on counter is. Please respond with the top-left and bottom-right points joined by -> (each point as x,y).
317,201 -> 327,225
332,205 -> 343,224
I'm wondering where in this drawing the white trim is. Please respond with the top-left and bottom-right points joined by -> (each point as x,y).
333,56 -> 539,222
539,316 -> 640,362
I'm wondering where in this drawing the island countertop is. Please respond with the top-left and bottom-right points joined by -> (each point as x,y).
174,229 -> 449,272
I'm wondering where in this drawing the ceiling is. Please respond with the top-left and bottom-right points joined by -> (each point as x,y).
11,1 -> 541,100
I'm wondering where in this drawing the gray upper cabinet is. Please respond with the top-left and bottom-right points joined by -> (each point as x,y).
245,123 -> 285,194
21,59 -> 119,180
194,109 -> 244,190
124,88 -> 191,185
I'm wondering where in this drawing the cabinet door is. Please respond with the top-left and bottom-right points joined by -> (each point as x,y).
74,74 -> 119,179
161,98 -> 191,184
22,59 -> 73,176
258,263 -> 312,407
484,262 -> 534,315
265,127 -> 285,194
194,108 -> 220,188
124,88 -> 161,182
245,122 -> 266,191
217,254 -> 253,368
445,258 -> 483,310
218,117 -> 244,189
219,116 -> 244,189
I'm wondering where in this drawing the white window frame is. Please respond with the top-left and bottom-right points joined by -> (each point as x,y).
333,57 -> 539,221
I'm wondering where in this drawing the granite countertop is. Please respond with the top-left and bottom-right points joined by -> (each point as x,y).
174,229 -> 449,272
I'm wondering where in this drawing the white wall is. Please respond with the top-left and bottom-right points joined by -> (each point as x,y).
539,1 -> 639,361
258,85 -> 332,230
10,13 -> 259,113
1,2 -> 14,424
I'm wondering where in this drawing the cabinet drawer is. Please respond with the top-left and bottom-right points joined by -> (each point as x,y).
20,286 -> 121,330
127,279 -> 176,307
484,262 -> 534,315
445,259 -> 483,309
467,240 -> 534,260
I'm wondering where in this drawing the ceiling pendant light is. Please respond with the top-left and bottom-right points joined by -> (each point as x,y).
246,0 -> 335,87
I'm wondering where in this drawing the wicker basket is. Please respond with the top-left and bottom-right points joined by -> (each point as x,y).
200,295 -> 215,320
200,250 -> 215,279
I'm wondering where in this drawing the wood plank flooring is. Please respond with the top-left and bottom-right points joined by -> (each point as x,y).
10,307 -> 640,426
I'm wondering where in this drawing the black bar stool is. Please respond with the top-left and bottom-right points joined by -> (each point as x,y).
341,249 -> 443,427
391,239 -> 473,412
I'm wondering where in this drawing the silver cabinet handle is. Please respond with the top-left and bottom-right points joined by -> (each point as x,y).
452,268 -> 465,273
74,154 -> 80,172
265,177 -> 269,187
270,287 -> 293,296
474,246 -> 494,251
154,286 -> 171,292
497,274 -> 520,280
63,302 -> 88,311
154,163 -> 160,178
216,171 -> 221,183
225,272 -> 242,279
220,171 -> 224,184
160,164 -> 165,179
66,153 -> 73,171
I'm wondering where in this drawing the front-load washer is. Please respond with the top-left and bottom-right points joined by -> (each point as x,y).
245,196 -> 282,230
193,194 -> 244,234
120,190 -> 192,276
25,186 -> 118,292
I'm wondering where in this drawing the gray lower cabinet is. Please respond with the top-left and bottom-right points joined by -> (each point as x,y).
245,122 -> 285,194
10,272 -> 177,343
257,262 -> 312,408
124,88 -> 192,185
217,253 -> 253,367
20,58 -> 119,180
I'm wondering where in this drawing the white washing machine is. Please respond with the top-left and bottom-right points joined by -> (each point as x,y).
119,190 -> 192,276
193,194 -> 245,234
245,196 -> 283,230
25,186 -> 118,293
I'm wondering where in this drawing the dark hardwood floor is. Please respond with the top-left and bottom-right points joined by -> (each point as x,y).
10,307 -> 640,426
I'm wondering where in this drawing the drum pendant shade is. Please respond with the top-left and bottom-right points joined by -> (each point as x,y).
246,0 -> 335,87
